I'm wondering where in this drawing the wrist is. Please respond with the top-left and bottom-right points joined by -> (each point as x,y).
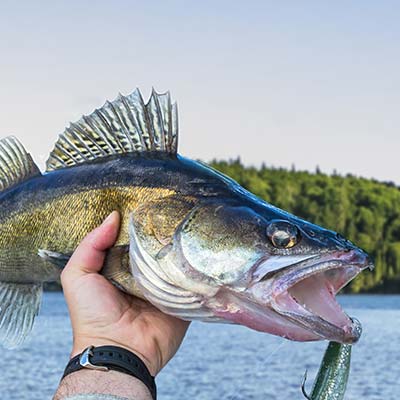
55,369 -> 153,400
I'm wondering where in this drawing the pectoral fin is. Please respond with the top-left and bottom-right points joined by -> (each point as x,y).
39,246 -> 143,298
38,249 -> 71,269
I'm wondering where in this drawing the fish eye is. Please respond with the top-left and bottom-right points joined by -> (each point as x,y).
266,220 -> 300,249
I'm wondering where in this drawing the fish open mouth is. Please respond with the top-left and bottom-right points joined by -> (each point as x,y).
208,250 -> 371,344
270,250 -> 372,343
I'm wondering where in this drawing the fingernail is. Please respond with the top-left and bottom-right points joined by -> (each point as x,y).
102,211 -> 118,225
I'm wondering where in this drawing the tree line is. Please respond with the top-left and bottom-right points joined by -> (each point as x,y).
210,159 -> 400,293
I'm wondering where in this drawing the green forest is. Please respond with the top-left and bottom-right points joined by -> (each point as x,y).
210,159 -> 400,294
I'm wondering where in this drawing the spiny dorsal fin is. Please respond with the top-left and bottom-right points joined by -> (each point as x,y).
46,88 -> 179,171
0,136 -> 41,191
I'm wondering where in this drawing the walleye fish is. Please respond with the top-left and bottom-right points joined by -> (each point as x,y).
0,88 -> 373,348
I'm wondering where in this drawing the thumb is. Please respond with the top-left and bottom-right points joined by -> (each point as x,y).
61,211 -> 120,283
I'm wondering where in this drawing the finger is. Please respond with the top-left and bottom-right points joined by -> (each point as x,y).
62,211 -> 120,281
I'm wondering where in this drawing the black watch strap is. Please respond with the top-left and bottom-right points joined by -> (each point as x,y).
62,345 -> 156,400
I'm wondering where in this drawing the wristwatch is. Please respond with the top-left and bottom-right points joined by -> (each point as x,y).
62,345 -> 156,400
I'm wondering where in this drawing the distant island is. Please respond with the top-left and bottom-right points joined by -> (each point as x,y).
44,160 -> 400,294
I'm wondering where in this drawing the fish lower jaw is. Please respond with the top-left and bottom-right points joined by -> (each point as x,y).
206,289 -> 322,341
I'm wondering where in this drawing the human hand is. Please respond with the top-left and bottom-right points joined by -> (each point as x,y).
61,211 -> 190,376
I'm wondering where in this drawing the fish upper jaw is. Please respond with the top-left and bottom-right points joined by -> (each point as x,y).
248,249 -> 372,343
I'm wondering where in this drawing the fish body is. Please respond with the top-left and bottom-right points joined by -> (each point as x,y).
0,89 -> 373,347
0,154 -> 247,291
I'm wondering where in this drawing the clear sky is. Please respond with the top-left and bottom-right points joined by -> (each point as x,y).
0,1 -> 399,183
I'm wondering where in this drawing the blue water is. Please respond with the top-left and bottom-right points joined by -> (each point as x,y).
0,293 -> 399,399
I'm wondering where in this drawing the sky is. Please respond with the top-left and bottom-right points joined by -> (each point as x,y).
0,1 -> 399,183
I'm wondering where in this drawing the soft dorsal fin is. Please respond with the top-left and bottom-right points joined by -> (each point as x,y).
0,136 -> 41,191
46,88 -> 178,171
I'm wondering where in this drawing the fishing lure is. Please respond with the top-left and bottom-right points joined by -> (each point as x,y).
301,323 -> 360,400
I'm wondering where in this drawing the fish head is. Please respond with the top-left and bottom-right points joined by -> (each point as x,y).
130,196 -> 372,344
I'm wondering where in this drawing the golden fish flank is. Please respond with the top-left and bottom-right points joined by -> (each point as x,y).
0,186 -> 191,294
0,88 -> 373,349
0,186 -> 177,252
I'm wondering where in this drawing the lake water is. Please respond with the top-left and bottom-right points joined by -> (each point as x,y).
0,293 -> 399,399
